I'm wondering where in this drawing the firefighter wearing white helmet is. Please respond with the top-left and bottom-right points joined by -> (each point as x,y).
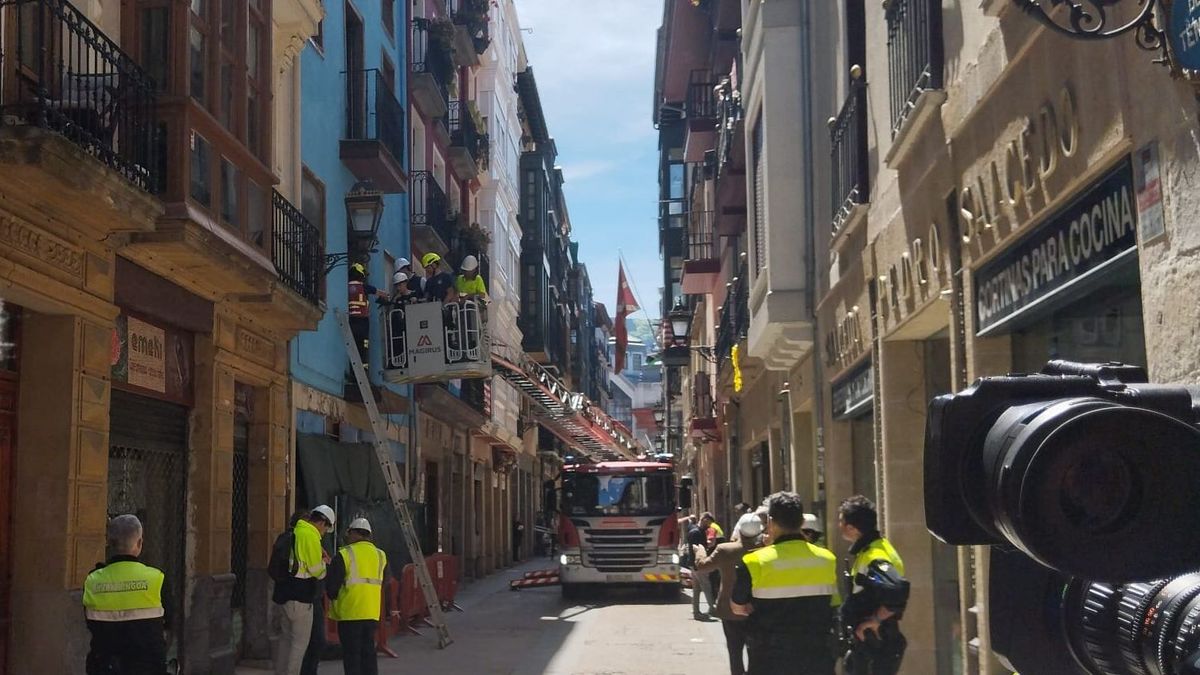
327,516 -> 388,674
454,254 -> 489,301
271,504 -> 335,674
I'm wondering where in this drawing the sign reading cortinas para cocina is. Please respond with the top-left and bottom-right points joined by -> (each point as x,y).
974,159 -> 1138,336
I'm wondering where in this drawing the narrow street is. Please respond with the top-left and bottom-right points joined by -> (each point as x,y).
237,559 -> 730,675
343,560 -> 725,675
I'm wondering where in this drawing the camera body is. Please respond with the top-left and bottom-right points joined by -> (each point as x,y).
924,361 -> 1200,675
925,360 -> 1200,582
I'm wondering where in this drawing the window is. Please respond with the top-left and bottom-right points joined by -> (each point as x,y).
381,53 -> 396,93
140,7 -> 169,91
247,181 -> 267,248
220,158 -> 240,226
190,132 -> 211,205
411,111 -> 426,170
301,167 -> 327,237
382,0 -> 395,39
189,23 -> 206,102
247,1 -> 268,159
311,19 -> 324,50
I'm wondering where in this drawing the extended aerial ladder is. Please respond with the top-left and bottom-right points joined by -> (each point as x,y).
335,310 -> 452,649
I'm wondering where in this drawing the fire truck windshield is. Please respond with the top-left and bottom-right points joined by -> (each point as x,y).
562,473 -> 674,517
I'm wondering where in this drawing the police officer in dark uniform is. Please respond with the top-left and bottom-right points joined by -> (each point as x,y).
837,495 -> 909,675
730,492 -> 840,675
82,514 -> 169,675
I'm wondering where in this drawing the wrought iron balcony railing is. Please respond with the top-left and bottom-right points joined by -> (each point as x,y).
686,69 -> 718,121
714,75 -> 741,174
448,100 -> 487,168
411,170 -> 454,247
886,0 -> 944,137
0,0 -> 159,191
450,0 -> 491,55
715,261 -> 749,363
344,68 -> 404,164
830,81 -> 869,236
686,211 -> 716,262
411,19 -> 454,109
272,190 -> 323,305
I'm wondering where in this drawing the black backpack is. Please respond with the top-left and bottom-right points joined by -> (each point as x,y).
267,529 -> 299,582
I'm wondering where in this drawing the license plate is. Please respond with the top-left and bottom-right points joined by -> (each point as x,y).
606,574 -> 633,582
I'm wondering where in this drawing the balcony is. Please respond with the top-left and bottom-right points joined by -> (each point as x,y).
271,190 -> 323,307
689,372 -> 719,440
340,69 -> 407,193
447,100 -> 488,180
885,0 -> 944,141
411,171 -> 454,254
411,19 -> 454,120
714,78 -> 746,236
0,0 -> 162,237
682,211 -> 719,295
684,70 -> 718,163
449,0 -> 491,67
830,80 -> 869,243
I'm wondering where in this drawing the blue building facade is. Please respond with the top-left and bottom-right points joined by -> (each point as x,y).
291,0 -> 413,524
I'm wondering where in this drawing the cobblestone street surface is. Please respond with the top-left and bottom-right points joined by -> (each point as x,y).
238,559 -> 729,675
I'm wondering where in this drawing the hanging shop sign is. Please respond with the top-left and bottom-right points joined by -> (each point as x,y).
974,159 -> 1138,336
831,362 -> 873,420
1168,0 -> 1200,72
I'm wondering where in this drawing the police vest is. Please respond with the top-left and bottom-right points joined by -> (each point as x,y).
348,280 -> 369,317
82,560 -> 165,622
743,538 -> 839,603
851,537 -> 905,593
330,541 -> 387,622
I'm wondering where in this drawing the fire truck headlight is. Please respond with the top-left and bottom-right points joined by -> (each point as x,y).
657,552 -> 680,565
560,554 -> 581,566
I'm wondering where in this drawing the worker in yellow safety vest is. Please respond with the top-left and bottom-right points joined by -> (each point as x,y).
327,518 -> 389,675
82,514 -> 168,675
731,492 -> 840,674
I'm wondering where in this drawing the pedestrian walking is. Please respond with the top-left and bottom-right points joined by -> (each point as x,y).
513,519 -> 525,562
731,492 -> 839,675
838,495 -> 909,675
687,515 -> 717,620
693,508 -> 768,675
82,514 -> 168,675
327,518 -> 388,675
271,505 -> 335,675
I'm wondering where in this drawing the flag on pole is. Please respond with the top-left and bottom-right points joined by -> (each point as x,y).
614,263 -> 639,374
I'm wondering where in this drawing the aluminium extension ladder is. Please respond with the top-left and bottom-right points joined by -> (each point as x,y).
335,310 -> 453,649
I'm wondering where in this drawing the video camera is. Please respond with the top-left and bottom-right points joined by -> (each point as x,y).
924,361 -> 1200,675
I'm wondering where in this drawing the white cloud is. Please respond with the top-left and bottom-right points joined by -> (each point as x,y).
562,159 -> 618,182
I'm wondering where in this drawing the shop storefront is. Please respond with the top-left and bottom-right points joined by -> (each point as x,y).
831,361 -> 876,504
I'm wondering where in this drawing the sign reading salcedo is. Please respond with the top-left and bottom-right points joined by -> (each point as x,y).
974,159 -> 1138,335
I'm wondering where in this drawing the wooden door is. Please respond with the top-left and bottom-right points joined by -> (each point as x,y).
0,374 -> 17,675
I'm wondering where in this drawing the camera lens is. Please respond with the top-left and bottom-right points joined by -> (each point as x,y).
1058,574 -> 1200,675
982,398 -> 1200,581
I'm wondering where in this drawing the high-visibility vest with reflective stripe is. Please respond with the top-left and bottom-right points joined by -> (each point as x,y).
348,280 -> 369,317
82,560 -> 165,622
743,539 -> 839,604
330,541 -> 386,621
851,537 -> 904,593
291,519 -> 327,580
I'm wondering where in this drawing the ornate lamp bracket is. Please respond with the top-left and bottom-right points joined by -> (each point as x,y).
1012,0 -> 1168,63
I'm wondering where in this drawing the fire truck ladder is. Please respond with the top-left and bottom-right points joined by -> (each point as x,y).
335,310 -> 452,649
491,350 -> 638,461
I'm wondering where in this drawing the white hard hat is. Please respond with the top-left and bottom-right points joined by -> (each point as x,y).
348,517 -> 372,534
393,271 -> 409,284
460,255 -> 479,272
736,512 -> 764,539
395,257 -> 411,271
802,513 -> 823,533
311,505 -> 336,528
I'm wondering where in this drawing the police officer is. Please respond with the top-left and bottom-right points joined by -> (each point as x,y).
82,514 -> 168,675
837,495 -> 909,675
327,518 -> 388,675
731,492 -> 840,675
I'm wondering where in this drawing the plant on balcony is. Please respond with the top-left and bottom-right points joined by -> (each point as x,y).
453,219 -> 491,257
455,0 -> 492,53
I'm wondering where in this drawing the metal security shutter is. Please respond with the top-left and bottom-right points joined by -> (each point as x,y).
108,389 -> 188,649
752,117 -> 766,273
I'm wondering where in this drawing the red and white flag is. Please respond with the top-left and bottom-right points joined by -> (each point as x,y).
614,263 -> 639,374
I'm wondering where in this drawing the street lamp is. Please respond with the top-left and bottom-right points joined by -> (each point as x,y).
668,299 -> 691,346
653,406 -> 665,426
325,180 -> 385,273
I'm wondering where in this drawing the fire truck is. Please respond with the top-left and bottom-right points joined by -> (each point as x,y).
555,461 -> 682,598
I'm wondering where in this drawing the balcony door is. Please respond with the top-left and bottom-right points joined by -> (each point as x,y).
345,2 -> 366,139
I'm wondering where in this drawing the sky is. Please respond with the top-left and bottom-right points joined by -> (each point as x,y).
515,0 -> 664,321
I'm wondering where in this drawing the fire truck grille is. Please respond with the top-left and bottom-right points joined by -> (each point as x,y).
582,528 -> 656,571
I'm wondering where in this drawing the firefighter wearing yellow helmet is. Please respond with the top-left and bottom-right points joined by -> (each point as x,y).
419,252 -> 457,303
348,261 -> 387,368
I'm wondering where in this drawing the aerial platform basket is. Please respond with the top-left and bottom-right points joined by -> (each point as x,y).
382,299 -> 492,384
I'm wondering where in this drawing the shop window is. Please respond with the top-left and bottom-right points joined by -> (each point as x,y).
1012,285 -> 1145,373
850,413 -> 877,503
